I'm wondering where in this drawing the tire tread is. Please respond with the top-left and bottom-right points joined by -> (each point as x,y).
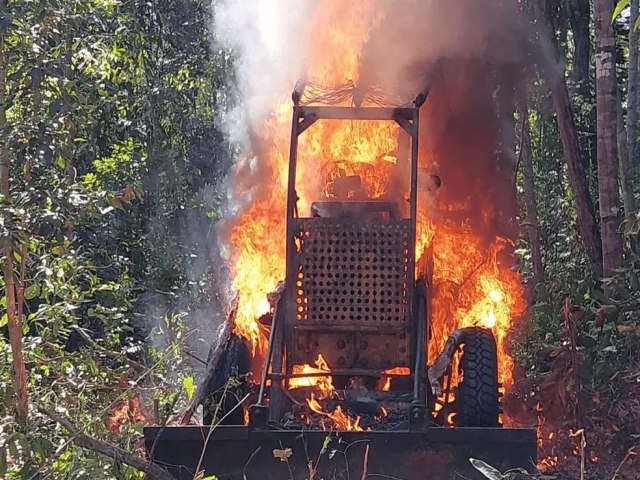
455,327 -> 500,427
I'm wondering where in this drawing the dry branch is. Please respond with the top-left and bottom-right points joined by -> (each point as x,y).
38,405 -> 175,480
361,444 -> 370,480
70,325 -> 146,372
178,296 -> 239,425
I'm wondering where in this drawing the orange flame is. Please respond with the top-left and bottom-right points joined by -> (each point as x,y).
420,220 -> 524,392
307,393 -> 363,431
107,396 -> 148,434
380,367 -> 411,391
290,354 -> 334,395
224,0 -> 525,429
228,0 -> 395,352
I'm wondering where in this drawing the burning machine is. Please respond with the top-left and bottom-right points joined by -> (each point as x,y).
144,85 -> 537,479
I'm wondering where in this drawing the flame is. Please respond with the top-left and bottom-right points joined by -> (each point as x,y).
228,0 -> 394,350
290,354 -> 334,395
224,0 -> 525,429
538,456 -> 560,470
307,393 -> 363,431
107,396 -> 148,434
294,355 -> 363,431
421,221 -> 524,390
380,367 -> 411,391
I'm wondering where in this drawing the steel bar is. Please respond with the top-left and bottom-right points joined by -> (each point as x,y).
299,106 -> 415,121
256,301 -> 281,405
411,279 -> 427,420
270,370 -> 412,379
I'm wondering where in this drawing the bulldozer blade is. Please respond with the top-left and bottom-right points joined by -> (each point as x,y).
144,426 -> 536,480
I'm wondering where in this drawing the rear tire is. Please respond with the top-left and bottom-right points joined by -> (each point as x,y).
454,327 -> 500,427
202,333 -> 252,425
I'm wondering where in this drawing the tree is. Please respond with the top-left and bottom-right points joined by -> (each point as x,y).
629,0 -> 639,170
567,0 -> 592,88
520,108 -> 545,286
595,0 -> 624,276
533,0 -> 604,277
0,18 -> 29,427
618,93 -> 636,221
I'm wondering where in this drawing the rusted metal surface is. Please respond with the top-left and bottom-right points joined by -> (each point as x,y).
276,97 -> 423,405
289,218 -> 412,371
144,426 -> 537,480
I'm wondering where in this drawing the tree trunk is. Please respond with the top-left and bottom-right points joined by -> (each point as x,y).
0,33 -> 29,426
629,0 -> 639,170
534,0 -> 603,277
595,0 -> 623,276
566,0 -> 591,88
617,91 -> 636,220
521,110 -> 545,286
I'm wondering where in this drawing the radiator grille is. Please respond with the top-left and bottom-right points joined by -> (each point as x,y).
293,219 -> 411,327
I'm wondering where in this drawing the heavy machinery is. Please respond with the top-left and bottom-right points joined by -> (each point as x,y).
144,85 -> 537,479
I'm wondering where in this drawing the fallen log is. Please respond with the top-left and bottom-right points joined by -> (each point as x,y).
178,295 -> 239,425
38,405 -> 175,480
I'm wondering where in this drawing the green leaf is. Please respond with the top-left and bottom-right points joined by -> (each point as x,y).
24,284 -> 41,300
182,375 -> 195,400
635,14 -> 640,31
612,0 -> 630,23
320,435 -> 331,454
131,422 -> 145,435
0,314 -> 7,327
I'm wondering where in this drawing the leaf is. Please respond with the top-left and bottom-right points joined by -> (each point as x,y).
24,284 -> 41,300
469,458 -> 504,480
273,448 -> 293,462
55,156 -> 66,170
182,375 -> 195,401
320,435 -> 331,454
612,0 -> 629,23
194,471 -> 218,480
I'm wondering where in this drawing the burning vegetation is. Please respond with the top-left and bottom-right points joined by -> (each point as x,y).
107,396 -> 148,435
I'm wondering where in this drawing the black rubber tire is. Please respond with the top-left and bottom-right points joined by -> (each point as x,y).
454,327 -> 500,427
202,333 -> 252,425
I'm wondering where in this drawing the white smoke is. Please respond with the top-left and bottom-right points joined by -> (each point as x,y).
213,0 -> 319,144
213,0 -> 528,144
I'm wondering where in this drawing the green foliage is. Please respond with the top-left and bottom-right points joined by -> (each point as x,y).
0,0 -> 234,477
613,0 -> 640,30
182,375 -> 196,401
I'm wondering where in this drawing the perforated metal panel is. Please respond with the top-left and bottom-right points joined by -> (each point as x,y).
292,219 -> 411,327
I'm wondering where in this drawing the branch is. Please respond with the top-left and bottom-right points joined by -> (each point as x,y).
38,405 -> 175,480
70,325 -> 146,372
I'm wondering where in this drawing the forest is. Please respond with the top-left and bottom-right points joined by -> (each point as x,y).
1,0 -> 639,479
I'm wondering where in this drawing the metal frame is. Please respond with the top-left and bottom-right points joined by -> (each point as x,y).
257,89 -> 429,425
